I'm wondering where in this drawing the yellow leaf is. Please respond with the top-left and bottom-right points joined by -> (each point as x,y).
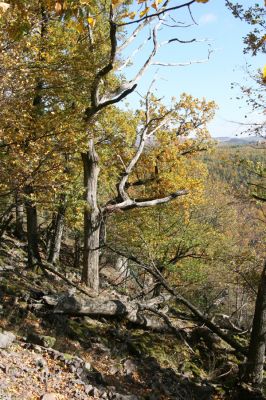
87,17 -> 96,27
140,7 -> 150,18
195,0 -> 209,3
262,65 -> 266,83
120,11 -> 136,19
129,11 -> 136,20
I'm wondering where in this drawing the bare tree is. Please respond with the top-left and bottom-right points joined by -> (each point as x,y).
81,2 -> 212,293
82,88 -> 189,291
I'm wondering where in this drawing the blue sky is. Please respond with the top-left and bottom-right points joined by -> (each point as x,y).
121,0 -> 265,137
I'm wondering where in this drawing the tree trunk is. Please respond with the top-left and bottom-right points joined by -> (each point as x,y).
0,204 -> 14,240
47,203 -> 66,264
14,191 -> 24,239
99,214 -> 107,246
243,260 -> 266,387
24,186 -> 41,268
81,139 -> 101,293
46,213 -> 56,255
73,232 -> 81,269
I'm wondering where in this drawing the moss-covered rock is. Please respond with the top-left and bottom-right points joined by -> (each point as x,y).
27,332 -> 56,348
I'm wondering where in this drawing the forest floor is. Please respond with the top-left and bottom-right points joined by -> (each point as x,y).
0,234 -> 255,400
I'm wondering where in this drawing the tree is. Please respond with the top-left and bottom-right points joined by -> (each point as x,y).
244,260 -> 266,387
79,1 -> 213,292
226,1 -> 266,56
227,1 -> 266,389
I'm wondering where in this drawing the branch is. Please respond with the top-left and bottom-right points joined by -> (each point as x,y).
117,0 -> 195,27
159,37 -> 208,46
117,33 -> 152,72
85,6 -> 118,117
115,88 -> 172,202
86,20 -> 163,117
140,304 -> 195,353
117,19 -> 151,53
105,190 -> 188,212
106,246 -> 247,356
152,48 -> 213,67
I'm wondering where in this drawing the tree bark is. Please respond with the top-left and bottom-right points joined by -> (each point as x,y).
14,191 -> 24,239
46,213 -> 56,255
73,232 -> 81,269
0,204 -> 14,240
47,202 -> 66,264
243,260 -> 266,387
81,139 -> 101,293
24,186 -> 41,268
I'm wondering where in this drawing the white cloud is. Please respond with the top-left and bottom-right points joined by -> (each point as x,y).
199,13 -> 217,25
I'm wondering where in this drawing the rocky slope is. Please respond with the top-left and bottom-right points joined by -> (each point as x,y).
0,234 -> 254,400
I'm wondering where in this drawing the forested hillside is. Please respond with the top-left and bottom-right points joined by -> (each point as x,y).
0,1 -> 265,399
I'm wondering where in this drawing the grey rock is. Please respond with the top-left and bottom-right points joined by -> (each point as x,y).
69,365 -> 76,373
113,394 -> 138,400
73,358 -> 83,368
109,365 -> 119,375
41,394 -> 58,400
84,361 -> 91,372
35,356 -> 47,369
93,388 -> 101,397
123,359 -> 138,375
33,345 -> 43,353
84,384 -> 94,395
76,367 -> 84,376
92,342 -> 111,354
0,331 -> 16,349
42,295 -> 59,306
73,378 -> 85,385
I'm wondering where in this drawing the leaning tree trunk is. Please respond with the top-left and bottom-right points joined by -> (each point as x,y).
81,139 -> 101,293
243,260 -> 266,387
47,202 -> 66,264
24,186 -> 41,268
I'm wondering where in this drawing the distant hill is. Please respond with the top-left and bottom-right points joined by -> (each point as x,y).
215,136 -> 262,146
